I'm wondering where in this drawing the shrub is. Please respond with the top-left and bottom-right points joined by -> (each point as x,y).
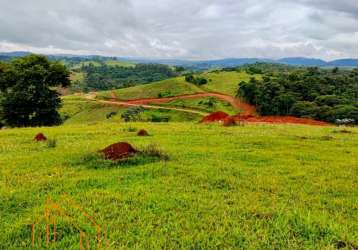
121,106 -> 145,122
106,111 -> 117,119
151,114 -> 169,122
140,143 -> 169,161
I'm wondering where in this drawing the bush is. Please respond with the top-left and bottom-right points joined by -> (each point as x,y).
121,106 -> 145,122
151,114 -> 169,122
185,74 -> 208,85
140,143 -> 169,161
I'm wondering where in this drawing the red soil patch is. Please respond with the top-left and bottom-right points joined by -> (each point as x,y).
99,142 -> 137,161
201,111 -> 229,123
137,129 -> 149,136
223,116 -> 237,127
234,115 -> 329,126
34,133 -> 47,141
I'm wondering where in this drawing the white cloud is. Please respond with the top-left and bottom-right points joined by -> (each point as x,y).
0,0 -> 357,60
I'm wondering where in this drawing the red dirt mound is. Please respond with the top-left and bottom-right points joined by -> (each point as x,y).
223,116 -> 237,127
99,142 -> 137,161
34,133 -> 47,141
201,111 -> 229,123
137,129 -> 149,136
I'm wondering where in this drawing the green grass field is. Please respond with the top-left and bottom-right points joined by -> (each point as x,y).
70,60 -> 135,70
0,120 -> 357,249
152,97 -> 237,115
199,71 -> 260,96
98,77 -> 204,100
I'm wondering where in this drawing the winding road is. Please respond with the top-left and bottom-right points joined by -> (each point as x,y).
107,91 -> 256,116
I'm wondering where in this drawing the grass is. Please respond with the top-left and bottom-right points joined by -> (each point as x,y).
69,60 -> 135,70
199,71 -> 260,96
97,77 -> 204,100
105,60 -> 135,67
0,121 -> 357,249
152,97 -> 237,115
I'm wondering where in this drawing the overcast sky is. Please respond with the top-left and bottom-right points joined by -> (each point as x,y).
0,0 -> 358,60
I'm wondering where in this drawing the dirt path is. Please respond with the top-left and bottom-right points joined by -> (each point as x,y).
96,99 -> 209,116
111,91 -> 256,116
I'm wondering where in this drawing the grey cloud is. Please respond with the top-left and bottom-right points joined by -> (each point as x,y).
0,0 -> 357,59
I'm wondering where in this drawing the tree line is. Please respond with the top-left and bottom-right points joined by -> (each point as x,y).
237,65 -> 358,124
77,63 -> 179,91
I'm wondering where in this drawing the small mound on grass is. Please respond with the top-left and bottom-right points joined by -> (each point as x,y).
223,116 -> 237,127
34,133 -> 47,141
201,111 -> 229,123
137,129 -> 149,136
99,142 -> 137,161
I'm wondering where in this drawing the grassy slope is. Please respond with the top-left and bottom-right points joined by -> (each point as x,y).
70,60 -> 135,70
98,77 -> 204,100
60,96 -> 202,124
199,71 -> 260,96
0,122 -> 357,249
153,97 -> 237,115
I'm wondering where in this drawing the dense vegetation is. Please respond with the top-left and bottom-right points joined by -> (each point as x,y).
0,55 -> 70,127
238,65 -> 358,124
184,74 -> 208,85
76,63 -> 179,91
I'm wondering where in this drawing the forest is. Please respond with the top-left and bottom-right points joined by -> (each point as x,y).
237,64 -> 358,124
77,63 -> 179,91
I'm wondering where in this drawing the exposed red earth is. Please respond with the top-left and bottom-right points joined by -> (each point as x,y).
137,129 -> 149,136
34,133 -> 47,141
99,142 -> 137,161
200,111 -> 230,123
223,116 -> 237,126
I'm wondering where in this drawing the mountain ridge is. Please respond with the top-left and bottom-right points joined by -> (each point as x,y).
1,51 -> 358,68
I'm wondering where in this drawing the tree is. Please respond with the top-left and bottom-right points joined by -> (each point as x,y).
0,55 -> 70,127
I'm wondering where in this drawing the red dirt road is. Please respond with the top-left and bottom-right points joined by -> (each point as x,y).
114,92 -> 257,116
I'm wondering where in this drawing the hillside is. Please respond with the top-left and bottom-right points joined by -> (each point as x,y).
199,71 -> 259,96
97,77 -> 204,100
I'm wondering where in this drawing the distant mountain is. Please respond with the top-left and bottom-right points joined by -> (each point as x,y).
328,59 -> 358,67
124,56 -> 358,68
193,58 -> 275,69
0,51 -> 31,57
277,57 -> 327,66
1,51 -> 358,68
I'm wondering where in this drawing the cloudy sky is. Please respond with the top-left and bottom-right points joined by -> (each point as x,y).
0,0 -> 358,60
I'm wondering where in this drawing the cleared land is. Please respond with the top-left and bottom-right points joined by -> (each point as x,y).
0,122 -> 357,249
60,95 -> 203,124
